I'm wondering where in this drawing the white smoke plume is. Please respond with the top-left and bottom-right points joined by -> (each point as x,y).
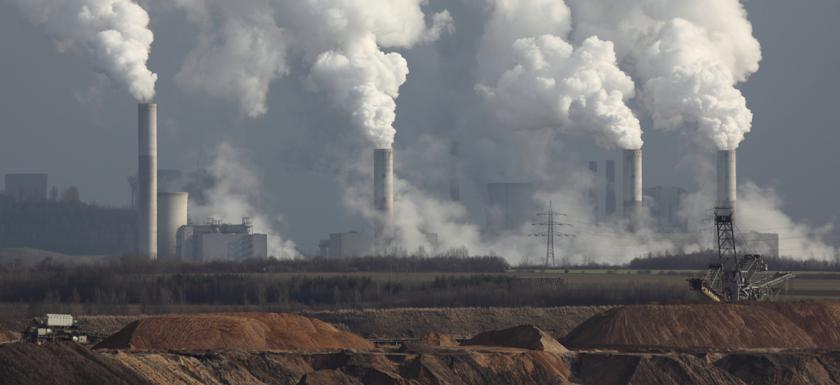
190,142 -> 299,259
174,0 -> 452,147
7,0 -> 158,102
476,0 -> 642,150
175,0 -> 289,118
567,0 -> 762,150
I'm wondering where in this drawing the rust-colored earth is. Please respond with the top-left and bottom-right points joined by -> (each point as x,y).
94,313 -> 374,352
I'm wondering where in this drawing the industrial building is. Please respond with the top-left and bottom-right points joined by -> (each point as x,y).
176,219 -> 268,261
645,186 -> 688,232
319,231 -> 374,258
485,182 -> 538,236
4,173 -> 48,202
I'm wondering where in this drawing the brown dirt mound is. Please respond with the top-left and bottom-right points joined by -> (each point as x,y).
564,304 -> 819,351
463,325 -> 569,353
94,313 -> 374,352
759,301 -> 840,349
0,329 -> 19,343
419,332 -> 458,347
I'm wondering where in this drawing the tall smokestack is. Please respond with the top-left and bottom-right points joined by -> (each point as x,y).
717,149 -> 737,211
374,148 -> 394,237
138,103 -> 157,259
449,142 -> 460,202
589,161 -> 599,219
623,149 -> 643,229
605,160 -> 616,217
158,192 -> 188,258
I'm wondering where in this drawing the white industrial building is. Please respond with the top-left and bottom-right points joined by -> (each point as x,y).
176,219 -> 268,261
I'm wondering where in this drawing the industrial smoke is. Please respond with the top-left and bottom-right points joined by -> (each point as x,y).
7,0 -> 158,101
175,0 -> 452,148
567,0 -> 761,150
476,0 -> 642,150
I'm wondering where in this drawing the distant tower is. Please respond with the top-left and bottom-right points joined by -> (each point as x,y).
450,142 -> 461,202
531,201 -> 570,267
605,160 -> 617,217
138,103 -> 158,259
589,161 -> 599,220
373,148 -> 394,239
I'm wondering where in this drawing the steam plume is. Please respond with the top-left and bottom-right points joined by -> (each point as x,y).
567,0 -> 762,150
476,0 -> 642,150
175,0 -> 452,147
7,0 -> 158,101
191,142 -> 299,259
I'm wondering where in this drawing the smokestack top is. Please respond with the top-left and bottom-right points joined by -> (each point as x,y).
717,149 -> 737,210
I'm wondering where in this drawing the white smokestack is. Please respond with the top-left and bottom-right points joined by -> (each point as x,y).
138,103 -> 157,259
158,192 -> 188,258
717,149 -> 737,211
374,148 -> 394,236
623,149 -> 643,228
605,159 -> 616,217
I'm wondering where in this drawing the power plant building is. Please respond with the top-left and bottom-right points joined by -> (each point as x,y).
645,186 -> 687,232
176,219 -> 268,261
4,173 -> 48,202
318,231 -> 373,258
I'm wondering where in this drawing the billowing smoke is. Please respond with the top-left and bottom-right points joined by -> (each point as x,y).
476,0 -> 642,150
175,0 -> 288,118
7,0 -> 158,101
567,0 -> 762,150
174,0 -> 452,147
191,142 -> 299,259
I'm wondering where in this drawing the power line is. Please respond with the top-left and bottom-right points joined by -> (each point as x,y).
530,201 -> 574,267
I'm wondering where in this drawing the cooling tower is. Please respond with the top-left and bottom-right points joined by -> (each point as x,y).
605,160 -> 616,217
623,149 -> 643,227
374,148 -> 394,236
717,149 -> 737,211
158,192 -> 188,258
138,103 -> 158,259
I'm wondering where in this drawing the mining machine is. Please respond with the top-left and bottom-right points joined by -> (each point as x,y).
689,208 -> 795,302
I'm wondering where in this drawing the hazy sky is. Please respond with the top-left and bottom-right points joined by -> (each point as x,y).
0,0 -> 838,254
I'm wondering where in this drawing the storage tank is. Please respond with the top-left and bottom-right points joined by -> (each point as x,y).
158,192 -> 188,258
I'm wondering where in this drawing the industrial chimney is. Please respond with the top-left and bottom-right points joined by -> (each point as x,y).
374,148 -> 394,237
589,161 -> 599,219
158,192 -> 188,258
605,159 -> 616,217
622,149 -> 643,229
717,149 -> 737,211
138,103 -> 157,259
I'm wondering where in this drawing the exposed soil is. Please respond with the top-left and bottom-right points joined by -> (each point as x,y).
463,325 -> 569,353
0,329 -> 19,343
4,303 -> 840,384
564,303 -> 821,351
301,306 -> 611,339
94,313 -> 374,352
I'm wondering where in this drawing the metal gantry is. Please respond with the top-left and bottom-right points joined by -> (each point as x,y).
689,208 -> 795,302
